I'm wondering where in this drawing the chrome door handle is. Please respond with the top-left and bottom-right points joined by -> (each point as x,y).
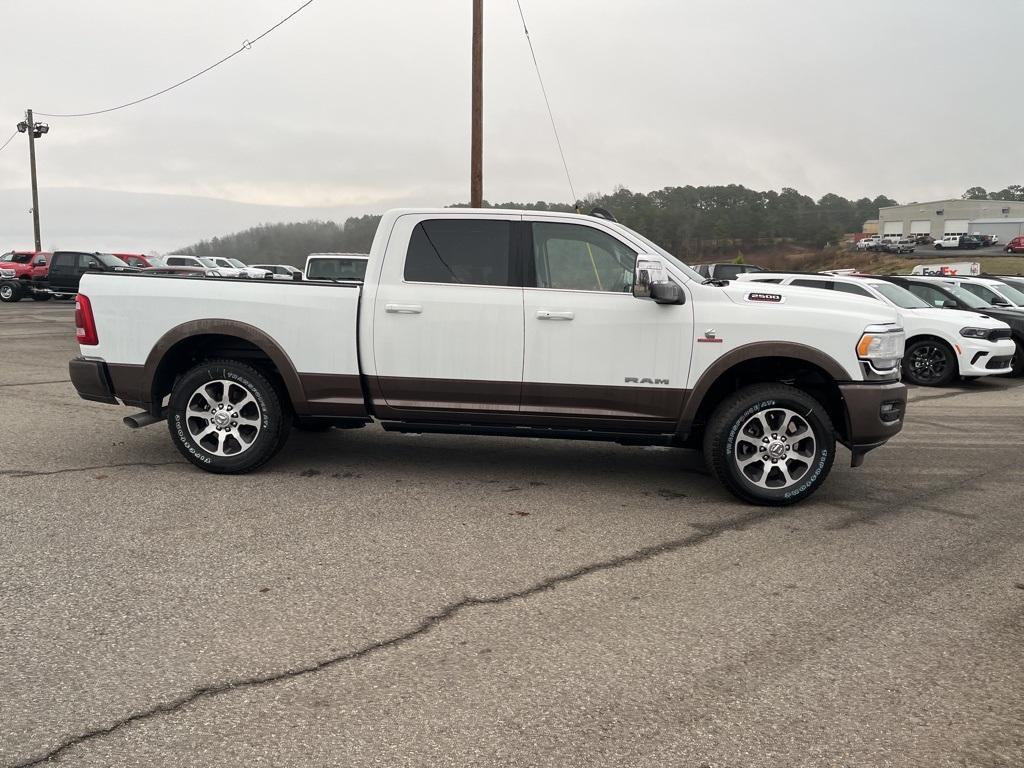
385,304 -> 422,314
536,310 -> 574,320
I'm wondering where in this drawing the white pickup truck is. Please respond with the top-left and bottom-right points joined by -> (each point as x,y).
69,208 -> 908,505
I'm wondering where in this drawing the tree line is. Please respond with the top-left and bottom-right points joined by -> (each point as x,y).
178,183 -> 1016,264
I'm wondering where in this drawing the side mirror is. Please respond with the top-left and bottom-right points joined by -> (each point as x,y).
992,299 -> 1011,307
632,255 -> 663,299
941,299 -> 958,309
650,281 -> 685,305
292,271 -> 303,281
35,258 -> 46,266
88,261 -> 101,270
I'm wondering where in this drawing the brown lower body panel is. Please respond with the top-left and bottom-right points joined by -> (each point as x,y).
838,381 -> 907,449
296,373 -> 367,417
370,375 -> 688,432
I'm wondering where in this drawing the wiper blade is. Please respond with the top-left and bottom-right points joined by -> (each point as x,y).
702,278 -> 730,286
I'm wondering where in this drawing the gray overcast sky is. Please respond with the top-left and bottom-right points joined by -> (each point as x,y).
2,0 -> 1022,249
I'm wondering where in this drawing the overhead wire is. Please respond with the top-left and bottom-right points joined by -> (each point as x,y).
34,0 -> 316,118
0,130 -> 18,154
513,0 -> 578,206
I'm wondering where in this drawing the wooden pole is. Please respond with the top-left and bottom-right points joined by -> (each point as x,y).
470,0 -> 483,208
26,109 -> 42,251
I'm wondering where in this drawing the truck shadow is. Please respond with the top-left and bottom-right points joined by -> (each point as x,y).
270,427 -> 720,502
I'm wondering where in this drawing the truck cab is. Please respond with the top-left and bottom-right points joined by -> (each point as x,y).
45,251 -> 136,297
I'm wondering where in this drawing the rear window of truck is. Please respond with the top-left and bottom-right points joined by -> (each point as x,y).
404,219 -> 511,286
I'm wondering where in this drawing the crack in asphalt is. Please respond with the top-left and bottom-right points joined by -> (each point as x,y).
0,461 -> 185,478
0,379 -> 70,389
8,505 -> 787,768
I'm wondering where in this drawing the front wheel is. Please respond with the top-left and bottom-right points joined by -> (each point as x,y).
703,384 -> 836,506
0,282 -> 22,302
1010,338 -> 1024,378
903,338 -> 956,386
167,359 -> 290,473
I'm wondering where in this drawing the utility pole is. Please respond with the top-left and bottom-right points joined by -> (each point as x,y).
17,109 -> 48,251
27,109 -> 42,251
470,0 -> 483,208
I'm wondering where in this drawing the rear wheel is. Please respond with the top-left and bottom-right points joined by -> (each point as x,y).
903,338 -> 956,386
31,292 -> 51,302
0,282 -> 22,302
703,384 -> 836,506
168,359 -> 290,473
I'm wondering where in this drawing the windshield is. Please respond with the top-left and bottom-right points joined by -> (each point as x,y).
227,259 -> 247,268
872,282 -> 929,309
607,222 -> 704,282
1,252 -> 31,264
199,258 -> 221,269
991,281 -> 1024,306
96,253 -> 131,268
307,258 -> 368,280
941,283 -> 991,309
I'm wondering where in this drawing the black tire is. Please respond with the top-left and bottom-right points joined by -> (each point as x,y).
1010,338 -> 1024,378
902,338 -> 957,387
31,292 -> 52,302
167,359 -> 290,474
703,384 -> 836,506
0,282 -> 22,302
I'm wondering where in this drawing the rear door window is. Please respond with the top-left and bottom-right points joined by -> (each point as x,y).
833,282 -> 872,298
404,219 -> 512,286
791,279 -> 834,291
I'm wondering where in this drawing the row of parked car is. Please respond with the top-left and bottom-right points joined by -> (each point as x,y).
0,249 -> 372,302
856,233 -> 1020,254
736,270 -> 1024,386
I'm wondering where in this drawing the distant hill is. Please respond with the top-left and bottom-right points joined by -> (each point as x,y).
177,185 -> 900,265
178,215 -> 381,268
0,187 -> 382,254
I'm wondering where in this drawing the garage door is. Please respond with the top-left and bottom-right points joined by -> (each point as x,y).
969,220 -> 1024,243
910,220 -> 931,235
944,219 -> 969,235
882,222 -> 903,236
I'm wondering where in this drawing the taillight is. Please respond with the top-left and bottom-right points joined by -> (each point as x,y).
75,294 -> 99,345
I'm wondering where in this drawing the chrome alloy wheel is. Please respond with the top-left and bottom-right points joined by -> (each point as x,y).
733,407 -> 817,490
185,379 -> 262,456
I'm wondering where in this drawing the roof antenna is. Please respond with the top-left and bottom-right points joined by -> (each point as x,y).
589,206 -> 617,222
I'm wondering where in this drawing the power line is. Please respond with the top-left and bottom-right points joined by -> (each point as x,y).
35,0 -> 316,118
0,130 -> 17,154
514,0 -> 577,205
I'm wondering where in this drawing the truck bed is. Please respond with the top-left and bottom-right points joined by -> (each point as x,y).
79,273 -> 363,414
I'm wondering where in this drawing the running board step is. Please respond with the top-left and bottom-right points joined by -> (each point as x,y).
379,421 -> 675,446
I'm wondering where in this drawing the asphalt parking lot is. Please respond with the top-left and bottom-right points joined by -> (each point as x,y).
2,301 -> 1022,768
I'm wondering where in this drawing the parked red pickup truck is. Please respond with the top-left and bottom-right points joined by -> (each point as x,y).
0,250 -> 51,302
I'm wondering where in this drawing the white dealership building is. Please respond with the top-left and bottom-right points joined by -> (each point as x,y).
877,199 -> 1024,241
